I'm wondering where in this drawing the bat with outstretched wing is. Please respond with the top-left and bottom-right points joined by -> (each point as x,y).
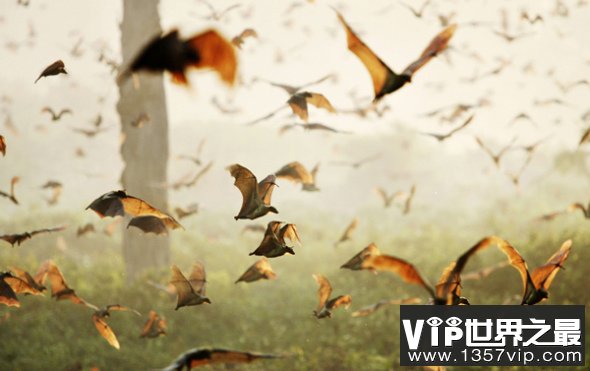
92,304 -> 141,349
235,258 -> 277,283
1,226 -> 66,247
45,261 -> 97,309
0,176 -> 19,205
312,274 -> 351,318
0,273 -> 20,307
119,29 -> 236,86
227,164 -> 278,220
334,217 -> 359,246
249,221 -> 300,258
287,92 -> 336,122
161,348 -> 285,371
170,264 -> 211,310
275,161 -> 319,191
336,11 -> 456,101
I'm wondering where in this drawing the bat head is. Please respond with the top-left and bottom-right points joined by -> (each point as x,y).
285,247 -> 295,255
267,206 -> 279,214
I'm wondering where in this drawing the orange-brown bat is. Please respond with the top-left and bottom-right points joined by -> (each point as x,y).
231,28 -> 257,49
35,60 -> 67,83
334,217 -> 358,246
0,176 -> 19,205
140,310 -> 167,338
227,164 -> 278,220
119,29 -> 236,86
337,11 -> 456,101
0,135 -> 5,156
351,297 -> 422,317
92,304 -> 140,349
170,263 -> 211,310
1,226 -> 65,247
86,190 -> 182,234
275,161 -> 320,191
341,242 -> 381,270
162,348 -> 284,370
0,273 -> 20,307
45,261 -> 97,309
8,266 -> 47,293
235,258 -> 277,283
41,107 -> 72,121
287,91 -> 336,122
375,187 -> 406,208
313,274 -> 352,318
249,221 -> 301,258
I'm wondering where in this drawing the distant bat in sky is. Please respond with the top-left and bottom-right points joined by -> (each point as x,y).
231,28 -> 257,49
287,92 -> 336,122
35,60 -> 67,83
275,161 -> 320,191
421,114 -> 475,141
0,135 -> 6,156
161,348 -> 284,371
312,274 -> 352,318
334,217 -> 358,246
0,273 -> 20,307
140,310 -> 167,338
119,29 -> 236,86
1,226 -> 65,247
227,164 -> 278,220
235,258 -> 277,283
41,107 -> 72,121
0,176 -> 19,205
92,304 -> 140,349
170,263 -> 211,310
249,221 -> 301,258
337,11 -> 456,101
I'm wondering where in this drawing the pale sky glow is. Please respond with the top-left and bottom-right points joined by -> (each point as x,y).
1,0 -> 590,221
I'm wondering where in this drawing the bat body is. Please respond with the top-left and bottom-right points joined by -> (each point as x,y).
313,274 -> 352,318
235,258 -> 277,283
287,92 -> 336,122
227,164 -> 278,220
35,60 -> 67,83
41,107 -> 72,121
249,221 -> 301,258
162,348 -> 283,371
170,264 -> 211,310
120,29 -> 236,86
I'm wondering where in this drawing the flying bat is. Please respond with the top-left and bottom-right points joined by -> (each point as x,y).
399,0 -> 431,18
334,217 -> 359,246
77,223 -> 96,237
35,60 -> 67,83
341,243 -> 381,270
231,28 -> 257,49
170,263 -> 211,310
118,29 -> 236,86
45,261 -> 97,309
92,304 -> 141,349
41,107 -> 72,121
140,310 -> 167,338
246,91 -> 336,125
0,273 -> 20,307
421,114 -> 475,141
0,176 -> 19,204
351,297 -> 422,317
1,226 -> 65,247
249,221 -> 301,258
8,266 -> 47,293
312,274 -> 352,318
337,11 -> 456,101
171,161 -> 213,190
0,135 -> 6,156
475,136 -> 517,168
161,348 -> 284,371
175,204 -> 199,219
196,0 -> 241,21
275,161 -> 320,191
227,164 -> 278,220
235,258 -> 277,283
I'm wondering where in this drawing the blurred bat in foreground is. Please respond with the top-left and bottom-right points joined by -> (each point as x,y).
118,29 -> 236,86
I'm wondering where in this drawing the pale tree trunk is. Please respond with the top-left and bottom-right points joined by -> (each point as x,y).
117,0 -> 169,282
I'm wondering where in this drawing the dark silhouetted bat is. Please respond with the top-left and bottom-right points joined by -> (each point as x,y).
227,164 -> 278,220
45,261 -> 97,309
1,226 -> 65,247
92,304 -> 140,349
170,263 -> 211,310
0,135 -> 5,156
555,79 -> 589,94
0,176 -> 19,205
249,221 -> 301,257
235,258 -> 277,283
334,217 -> 358,246
86,190 -> 182,234
35,60 -> 67,83
162,348 -> 284,370
41,107 -> 72,121
231,28 -> 257,49
421,114 -> 475,141
0,273 -> 20,307
119,29 -> 236,86
337,11 -> 456,101
351,297 -> 422,317
520,11 -> 543,24
313,274 -> 352,318
341,243 -> 381,270
375,188 -> 408,208
140,310 -> 167,338
275,161 -> 319,191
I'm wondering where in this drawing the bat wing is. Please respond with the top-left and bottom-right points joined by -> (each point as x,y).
257,175 -> 277,206
530,240 -> 572,291
86,191 -> 126,218
336,12 -> 399,99
362,255 -> 435,298
227,164 -> 259,214
402,24 -> 457,77
4,275 -> 43,296
106,304 -> 141,316
188,262 -> 207,296
337,217 -> 359,243
278,223 -> 301,245
0,233 -> 31,246
305,92 -> 336,113
0,278 -> 19,307
313,274 -> 332,311
275,161 -> 313,186
170,265 -> 196,309
127,216 -> 169,235
326,294 -> 352,310
341,242 -> 381,270
493,237 -> 537,304
92,314 -> 120,350
186,30 -> 237,85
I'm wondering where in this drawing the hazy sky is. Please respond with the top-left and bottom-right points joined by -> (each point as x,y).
1,0 -> 590,221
